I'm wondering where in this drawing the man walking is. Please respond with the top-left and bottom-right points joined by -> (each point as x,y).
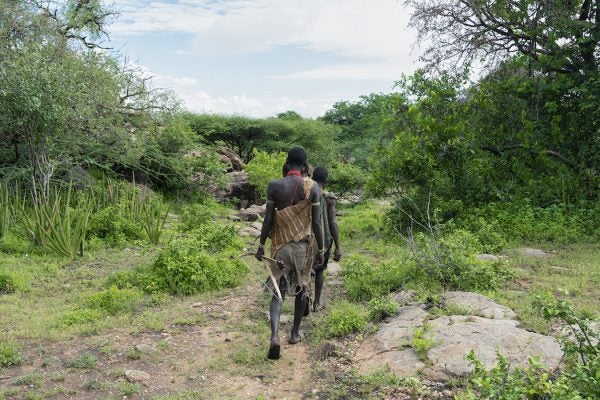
311,166 -> 342,312
255,147 -> 324,360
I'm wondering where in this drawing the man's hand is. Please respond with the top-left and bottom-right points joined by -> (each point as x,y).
255,246 -> 265,261
315,252 -> 324,267
333,247 -> 342,262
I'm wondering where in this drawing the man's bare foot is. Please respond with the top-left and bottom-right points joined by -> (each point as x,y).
312,303 -> 325,312
267,337 -> 280,360
289,332 -> 302,344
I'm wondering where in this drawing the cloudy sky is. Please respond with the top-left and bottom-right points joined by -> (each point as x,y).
107,0 -> 422,118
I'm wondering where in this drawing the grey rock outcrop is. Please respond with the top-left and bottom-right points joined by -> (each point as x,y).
355,292 -> 563,380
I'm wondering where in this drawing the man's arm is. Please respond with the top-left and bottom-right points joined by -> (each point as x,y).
310,184 -> 324,266
326,196 -> 342,261
256,182 -> 276,261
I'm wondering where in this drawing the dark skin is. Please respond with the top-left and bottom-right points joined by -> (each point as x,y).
255,163 -> 324,359
313,181 -> 342,312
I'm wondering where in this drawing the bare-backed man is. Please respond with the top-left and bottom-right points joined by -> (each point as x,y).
255,147 -> 324,360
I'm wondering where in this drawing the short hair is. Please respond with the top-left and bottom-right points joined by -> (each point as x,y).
286,147 -> 307,166
282,163 -> 289,177
312,166 -> 329,183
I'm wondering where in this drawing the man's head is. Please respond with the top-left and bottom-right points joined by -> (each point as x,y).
286,147 -> 308,170
312,166 -> 329,185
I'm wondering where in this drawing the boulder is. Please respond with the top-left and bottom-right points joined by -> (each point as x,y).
477,254 -> 500,262
442,291 -> 516,320
217,147 -> 244,172
355,294 -> 563,380
515,248 -> 552,258
64,165 -> 95,188
236,204 -> 266,221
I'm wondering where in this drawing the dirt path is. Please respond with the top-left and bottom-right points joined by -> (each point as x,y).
3,267 -> 333,399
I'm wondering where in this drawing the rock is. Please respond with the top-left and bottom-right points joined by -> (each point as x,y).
237,204 -> 266,221
427,315 -> 562,378
134,344 -> 154,354
516,248 -> 552,258
314,341 -> 337,360
217,147 -> 244,172
250,221 -> 263,231
391,290 -> 418,306
355,300 -> 563,380
239,227 -> 261,237
442,291 -> 516,320
64,165 -> 95,188
477,254 -> 500,262
125,370 -> 150,383
326,262 -> 342,276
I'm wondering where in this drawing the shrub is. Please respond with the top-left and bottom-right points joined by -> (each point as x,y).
408,229 -> 513,291
59,309 -> 102,326
245,149 -> 287,198
87,204 -> 144,246
146,224 -> 244,296
0,340 -> 22,367
410,324 -> 436,362
367,296 -> 400,321
343,255 -> 410,301
179,202 -> 213,231
84,286 -> 143,315
314,300 -> 368,339
0,273 -> 18,294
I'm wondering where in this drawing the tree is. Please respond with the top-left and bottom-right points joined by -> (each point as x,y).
407,0 -> 600,77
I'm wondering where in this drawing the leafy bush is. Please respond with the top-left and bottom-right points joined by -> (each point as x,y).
245,149 -> 287,198
0,340 -> 22,367
327,161 -> 366,198
338,202 -> 383,243
148,239 -> 244,295
314,300 -> 368,339
179,201 -> 213,231
87,203 -> 144,246
0,273 -> 18,294
457,200 -> 600,245
408,229 -> 514,291
84,286 -> 143,315
367,296 -> 400,321
410,324 -> 436,361
343,255 -> 410,301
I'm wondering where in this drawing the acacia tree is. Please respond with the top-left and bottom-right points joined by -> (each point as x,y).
0,1 -> 186,198
406,0 -> 600,198
407,0 -> 600,77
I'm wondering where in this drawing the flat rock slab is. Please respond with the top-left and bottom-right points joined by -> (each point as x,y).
477,254 -> 500,262
427,315 -> 563,378
515,248 -> 552,258
355,294 -> 563,380
326,262 -> 341,276
125,370 -> 151,383
443,291 -> 516,320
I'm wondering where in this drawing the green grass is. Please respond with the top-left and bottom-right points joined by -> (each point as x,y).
66,352 -> 97,369
489,243 -> 600,333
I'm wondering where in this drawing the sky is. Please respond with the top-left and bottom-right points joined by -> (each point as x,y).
107,0 -> 422,118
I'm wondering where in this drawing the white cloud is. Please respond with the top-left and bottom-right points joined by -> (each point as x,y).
111,0 -> 417,60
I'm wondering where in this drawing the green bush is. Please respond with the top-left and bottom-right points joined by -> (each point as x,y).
84,286 -> 143,315
179,202 -> 213,231
367,296 -> 400,321
0,273 -> 18,294
314,300 -> 368,339
59,309 -> 102,326
338,202 -> 383,243
87,204 -> 144,246
148,239 -> 244,295
410,229 -> 513,291
0,231 -> 33,254
343,255 -> 410,301
245,149 -> 287,198
458,200 -> 600,245
0,340 -> 22,367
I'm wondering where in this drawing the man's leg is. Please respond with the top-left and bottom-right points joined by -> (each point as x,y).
268,280 -> 286,359
289,289 -> 306,344
313,248 -> 330,312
